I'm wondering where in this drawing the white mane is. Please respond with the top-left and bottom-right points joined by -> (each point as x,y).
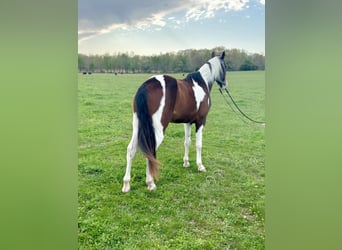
198,56 -> 224,87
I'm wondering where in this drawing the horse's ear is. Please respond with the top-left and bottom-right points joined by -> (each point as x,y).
211,51 -> 216,58
220,51 -> 225,59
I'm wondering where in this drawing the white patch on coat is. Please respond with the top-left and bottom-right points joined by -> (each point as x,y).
192,79 -> 206,110
151,75 -> 166,148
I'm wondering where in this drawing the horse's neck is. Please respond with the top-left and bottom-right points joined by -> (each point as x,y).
198,64 -> 214,90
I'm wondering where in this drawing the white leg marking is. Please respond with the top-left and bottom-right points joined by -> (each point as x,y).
122,113 -> 139,192
196,125 -> 206,172
192,80 -> 206,110
151,75 -> 166,148
146,159 -> 157,191
183,123 -> 191,168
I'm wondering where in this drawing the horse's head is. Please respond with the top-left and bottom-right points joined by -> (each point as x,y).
208,51 -> 227,89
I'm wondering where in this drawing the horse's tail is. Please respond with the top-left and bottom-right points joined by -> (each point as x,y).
134,84 -> 159,179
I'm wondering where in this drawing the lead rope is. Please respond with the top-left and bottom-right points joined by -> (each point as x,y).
219,88 -> 266,125
218,88 -> 250,125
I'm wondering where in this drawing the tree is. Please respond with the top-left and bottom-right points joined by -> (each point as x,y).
103,54 -> 112,72
250,53 -> 265,70
227,49 -> 248,71
239,60 -> 258,71
78,54 -> 89,72
78,47 -> 265,73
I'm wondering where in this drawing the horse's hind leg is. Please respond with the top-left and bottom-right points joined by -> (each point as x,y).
183,123 -> 191,168
146,159 -> 157,191
146,118 -> 165,191
122,113 -> 138,193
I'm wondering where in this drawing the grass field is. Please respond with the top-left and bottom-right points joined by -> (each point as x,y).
78,71 -> 265,249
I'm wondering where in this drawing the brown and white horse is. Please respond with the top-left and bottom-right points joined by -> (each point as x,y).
122,51 -> 227,192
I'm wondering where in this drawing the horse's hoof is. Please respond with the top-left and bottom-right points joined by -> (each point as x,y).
122,182 -> 130,193
183,161 -> 190,168
198,165 -> 207,172
147,182 -> 157,191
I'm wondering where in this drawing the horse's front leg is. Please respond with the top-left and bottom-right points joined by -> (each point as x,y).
183,123 -> 191,168
196,125 -> 206,172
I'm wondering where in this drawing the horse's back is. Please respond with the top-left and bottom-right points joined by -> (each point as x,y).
133,75 -> 178,129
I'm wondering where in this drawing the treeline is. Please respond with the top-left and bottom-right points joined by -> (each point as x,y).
78,46 -> 265,73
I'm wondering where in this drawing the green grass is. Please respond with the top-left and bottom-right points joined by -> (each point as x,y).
78,71 -> 265,249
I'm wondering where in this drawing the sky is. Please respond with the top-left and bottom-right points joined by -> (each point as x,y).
78,0 -> 265,56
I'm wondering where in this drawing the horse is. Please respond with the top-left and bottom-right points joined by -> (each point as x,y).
122,51 -> 227,192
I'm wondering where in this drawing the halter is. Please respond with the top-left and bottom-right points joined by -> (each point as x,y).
216,79 -> 226,89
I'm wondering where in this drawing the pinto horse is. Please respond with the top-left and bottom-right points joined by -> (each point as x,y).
122,51 -> 227,192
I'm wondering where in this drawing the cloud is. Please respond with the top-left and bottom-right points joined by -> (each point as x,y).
185,0 -> 249,21
79,1 -> 183,30
78,0 -> 185,42
78,0 -> 258,43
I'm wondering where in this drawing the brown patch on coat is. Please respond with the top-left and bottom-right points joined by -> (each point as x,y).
133,78 -> 163,115
171,78 -> 211,131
